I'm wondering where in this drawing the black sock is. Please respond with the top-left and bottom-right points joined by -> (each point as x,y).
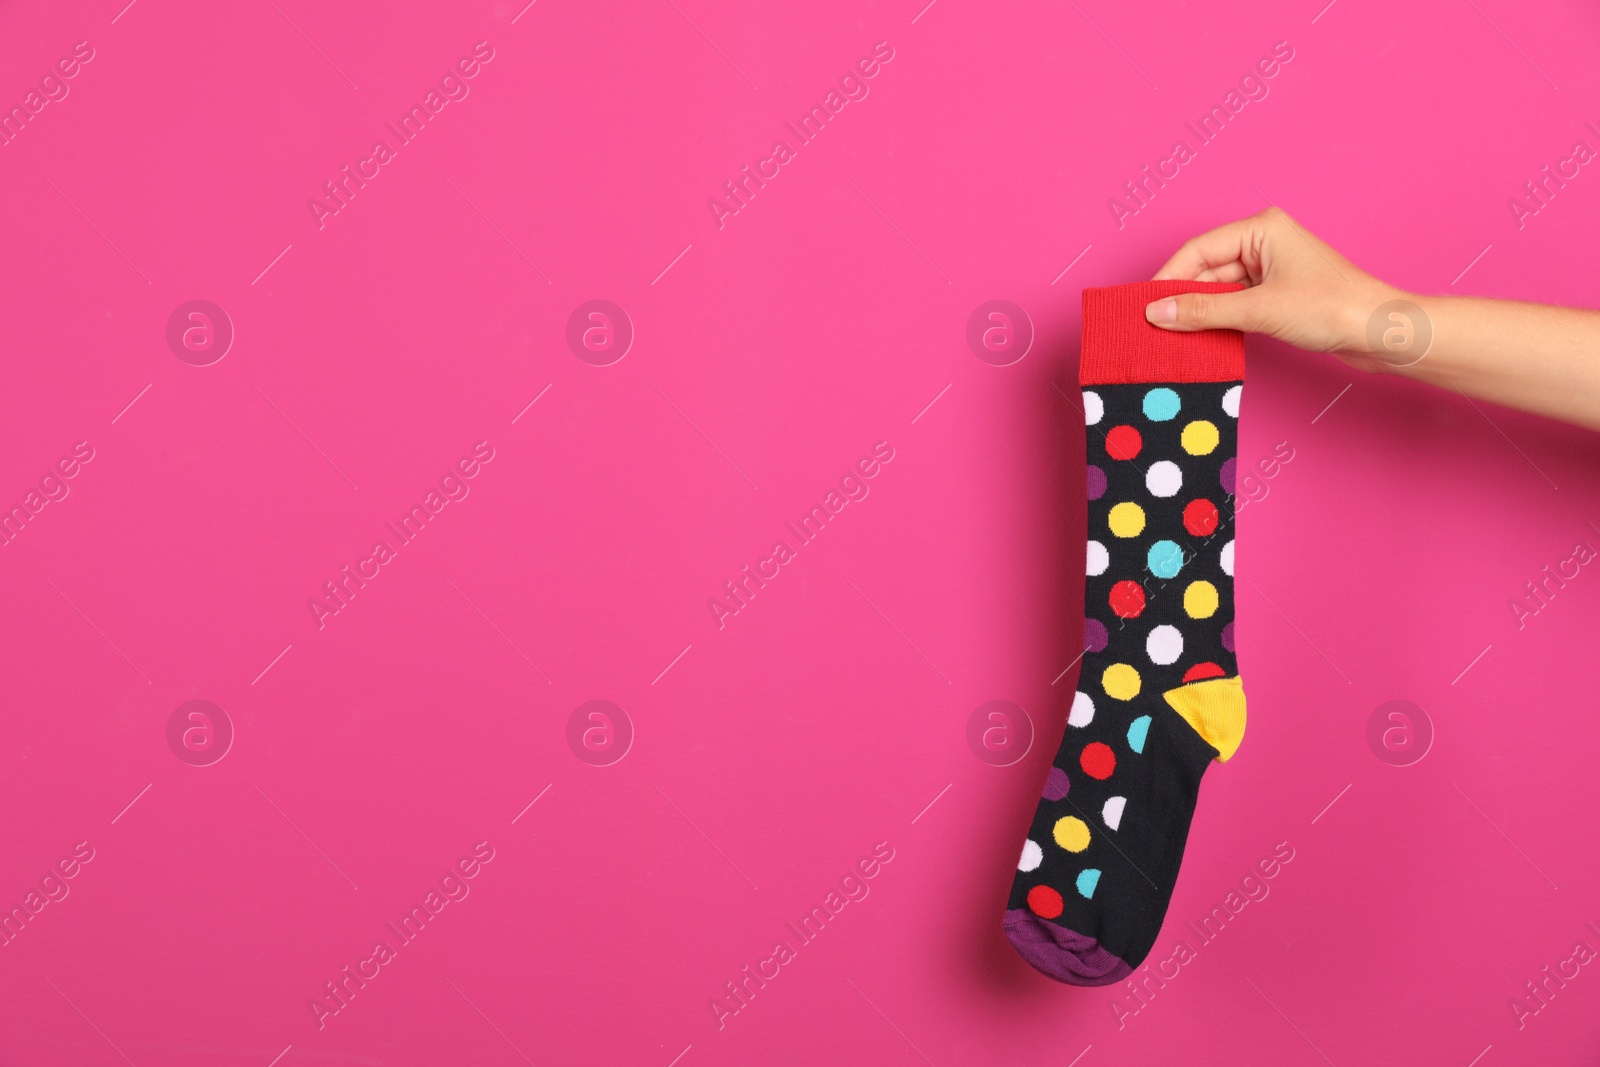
1004,281 -> 1249,985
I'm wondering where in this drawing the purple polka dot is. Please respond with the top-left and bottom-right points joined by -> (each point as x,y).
1221,622 -> 1235,652
1086,465 -> 1107,501
1220,457 -> 1237,496
1084,618 -> 1108,653
1042,767 -> 1071,801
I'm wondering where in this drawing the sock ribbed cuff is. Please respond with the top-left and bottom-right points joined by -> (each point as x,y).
1080,281 -> 1247,385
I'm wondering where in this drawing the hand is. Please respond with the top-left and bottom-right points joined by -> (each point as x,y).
1143,208 -> 1600,430
1143,208 -> 1405,373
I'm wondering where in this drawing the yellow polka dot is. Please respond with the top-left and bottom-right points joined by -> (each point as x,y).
1102,663 -> 1141,700
1053,815 -> 1091,852
1185,580 -> 1219,618
1182,420 -> 1220,455
1107,502 -> 1146,538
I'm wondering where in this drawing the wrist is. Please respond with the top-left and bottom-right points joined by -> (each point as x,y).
1345,284 -> 1431,374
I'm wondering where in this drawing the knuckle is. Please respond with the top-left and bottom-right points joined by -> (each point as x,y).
1262,205 -> 1295,230
1182,293 -> 1214,325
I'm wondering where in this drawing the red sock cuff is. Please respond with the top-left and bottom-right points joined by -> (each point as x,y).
1079,281 -> 1247,385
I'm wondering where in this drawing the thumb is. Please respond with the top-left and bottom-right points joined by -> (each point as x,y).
1144,288 -> 1267,334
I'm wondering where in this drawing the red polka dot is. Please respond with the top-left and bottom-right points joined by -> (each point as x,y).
1109,580 -> 1145,619
1080,742 -> 1117,780
1027,884 -> 1064,919
1183,499 -> 1219,537
1183,662 -> 1226,683
1105,425 -> 1142,461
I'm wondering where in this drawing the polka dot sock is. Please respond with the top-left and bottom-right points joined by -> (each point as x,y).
1004,281 -> 1249,986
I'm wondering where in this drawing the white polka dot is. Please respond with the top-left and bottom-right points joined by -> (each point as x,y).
1220,540 -> 1234,576
1087,540 -> 1109,576
1069,691 -> 1095,727
1222,385 -> 1242,418
1146,625 -> 1183,665
1019,839 -> 1043,871
1102,796 -> 1126,831
1146,461 -> 1182,498
1083,391 -> 1104,425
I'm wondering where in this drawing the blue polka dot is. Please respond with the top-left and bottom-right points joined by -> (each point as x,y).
1148,540 -> 1184,579
1142,388 -> 1181,422
1076,869 -> 1102,898
1127,715 -> 1151,754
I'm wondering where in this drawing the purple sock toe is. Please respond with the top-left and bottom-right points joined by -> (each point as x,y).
1003,909 -> 1133,986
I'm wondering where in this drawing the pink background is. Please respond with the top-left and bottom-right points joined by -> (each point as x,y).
3,0 -> 1600,1063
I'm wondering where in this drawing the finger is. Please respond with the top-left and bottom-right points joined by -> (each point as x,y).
1150,213 -> 1272,281
1191,261 -> 1250,284
1144,287 -> 1271,334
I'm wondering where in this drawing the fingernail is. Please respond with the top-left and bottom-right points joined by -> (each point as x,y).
1145,298 -> 1177,324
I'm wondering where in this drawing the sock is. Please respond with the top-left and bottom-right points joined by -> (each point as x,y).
1003,280 -> 1249,986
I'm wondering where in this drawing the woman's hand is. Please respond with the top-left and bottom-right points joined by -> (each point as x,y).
1143,207 -> 1404,373
1140,208 -> 1600,431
